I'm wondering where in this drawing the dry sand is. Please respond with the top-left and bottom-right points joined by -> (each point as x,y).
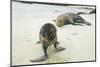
12,2 -> 95,66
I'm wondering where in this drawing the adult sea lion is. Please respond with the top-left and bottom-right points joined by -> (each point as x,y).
30,23 -> 65,62
53,13 -> 91,27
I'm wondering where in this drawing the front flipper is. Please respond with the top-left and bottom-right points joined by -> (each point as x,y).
56,46 -> 65,51
71,23 -> 84,26
52,19 -> 56,22
54,42 -> 65,51
56,41 -> 60,44
31,44 -> 48,62
36,41 -> 41,44
30,55 -> 47,62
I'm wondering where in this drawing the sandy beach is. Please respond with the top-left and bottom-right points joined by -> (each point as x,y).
12,1 -> 95,66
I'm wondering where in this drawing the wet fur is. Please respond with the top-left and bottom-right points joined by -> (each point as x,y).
31,23 -> 65,62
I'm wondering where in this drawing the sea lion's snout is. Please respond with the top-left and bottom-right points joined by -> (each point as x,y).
56,22 -> 63,27
56,19 -> 64,27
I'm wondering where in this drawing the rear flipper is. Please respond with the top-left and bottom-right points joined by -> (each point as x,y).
83,22 -> 91,26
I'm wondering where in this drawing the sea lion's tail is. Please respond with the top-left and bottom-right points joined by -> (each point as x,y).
84,22 -> 91,26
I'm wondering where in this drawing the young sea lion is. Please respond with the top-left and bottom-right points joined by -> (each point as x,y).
53,13 -> 91,27
30,23 -> 65,62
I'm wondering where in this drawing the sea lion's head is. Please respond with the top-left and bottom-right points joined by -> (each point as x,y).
53,17 -> 64,27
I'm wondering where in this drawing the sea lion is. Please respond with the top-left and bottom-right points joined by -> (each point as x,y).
53,13 -> 91,27
30,23 -> 65,62
77,12 -> 88,15
77,9 -> 96,14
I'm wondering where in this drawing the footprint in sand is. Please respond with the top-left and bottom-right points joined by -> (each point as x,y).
54,10 -> 58,12
25,35 -> 31,42
26,38 -> 31,42
72,33 -> 78,35
18,59 -> 24,62
66,38 -> 72,41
